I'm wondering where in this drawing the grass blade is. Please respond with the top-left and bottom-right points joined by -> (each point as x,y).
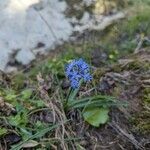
11,123 -> 60,150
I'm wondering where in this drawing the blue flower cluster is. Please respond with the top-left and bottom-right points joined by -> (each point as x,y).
65,58 -> 92,88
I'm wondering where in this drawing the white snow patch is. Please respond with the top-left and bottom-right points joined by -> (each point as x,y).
0,0 -> 125,72
0,0 -> 73,71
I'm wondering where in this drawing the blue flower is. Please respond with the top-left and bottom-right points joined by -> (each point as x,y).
65,58 -> 92,88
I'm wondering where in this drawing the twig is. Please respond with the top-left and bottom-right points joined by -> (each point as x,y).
109,121 -> 145,150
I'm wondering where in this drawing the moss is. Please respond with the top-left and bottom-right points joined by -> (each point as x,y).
93,68 -> 108,79
110,64 -> 122,72
123,60 -> 150,71
132,88 -> 150,134
132,111 -> 150,134
143,88 -> 150,103
11,73 -> 26,90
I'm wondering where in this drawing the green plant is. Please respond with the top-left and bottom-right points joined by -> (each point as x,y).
0,128 -> 7,136
64,58 -> 127,127
11,123 -> 60,150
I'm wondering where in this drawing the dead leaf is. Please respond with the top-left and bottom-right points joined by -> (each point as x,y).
0,97 -> 16,116
21,140 -> 39,148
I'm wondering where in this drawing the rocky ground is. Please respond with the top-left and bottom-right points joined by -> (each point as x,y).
0,45 -> 149,150
0,0 -> 150,150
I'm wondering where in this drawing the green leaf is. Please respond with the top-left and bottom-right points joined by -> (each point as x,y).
30,99 -> 45,107
83,107 -> 109,127
67,95 -> 127,109
11,123 -> 61,150
21,89 -> 33,100
5,90 -> 17,104
19,128 -> 32,140
68,79 -> 83,102
76,143 -> 86,150
8,111 -> 28,127
0,128 -> 7,136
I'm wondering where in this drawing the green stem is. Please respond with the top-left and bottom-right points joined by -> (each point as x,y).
65,87 -> 73,107
65,79 -> 84,110
68,79 -> 83,102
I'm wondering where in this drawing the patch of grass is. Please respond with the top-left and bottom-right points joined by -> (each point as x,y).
98,2 -> 150,57
122,8 -> 150,36
128,0 -> 150,6
0,48 -> 88,149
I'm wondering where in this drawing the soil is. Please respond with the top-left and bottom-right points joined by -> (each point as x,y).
0,12 -> 150,148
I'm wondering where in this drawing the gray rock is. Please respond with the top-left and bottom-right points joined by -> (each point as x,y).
0,0 -> 73,71
0,0 -> 125,72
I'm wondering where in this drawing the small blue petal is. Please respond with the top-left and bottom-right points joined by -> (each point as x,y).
65,58 -> 92,88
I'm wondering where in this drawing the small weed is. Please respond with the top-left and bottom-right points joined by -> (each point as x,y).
64,58 -> 127,127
